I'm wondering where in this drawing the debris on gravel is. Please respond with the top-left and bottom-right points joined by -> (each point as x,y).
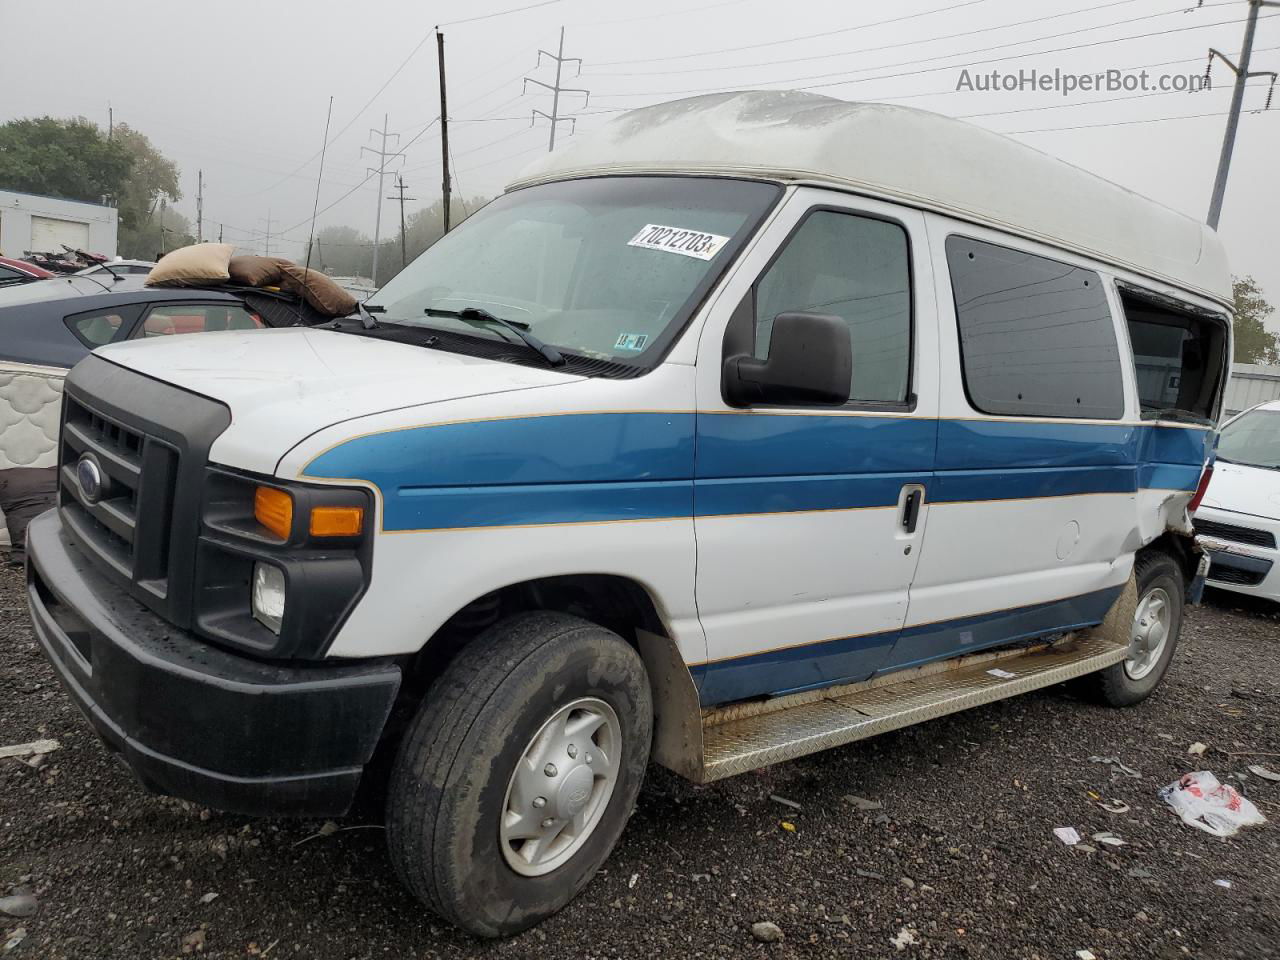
1,562 -> 1278,958
0,897 -> 36,920
750,920 -> 784,943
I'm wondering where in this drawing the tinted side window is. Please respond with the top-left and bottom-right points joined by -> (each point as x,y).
140,303 -> 263,337
946,236 -> 1123,419
755,210 -> 911,404
65,310 -> 127,347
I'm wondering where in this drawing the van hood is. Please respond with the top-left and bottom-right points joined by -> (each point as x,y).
1201,459 -> 1280,520
93,327 -> 583,474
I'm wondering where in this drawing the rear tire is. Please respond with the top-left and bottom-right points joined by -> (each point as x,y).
1078,551 -> 1184,706
385,611 -> 652,938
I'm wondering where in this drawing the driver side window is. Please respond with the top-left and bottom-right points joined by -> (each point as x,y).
755,210 -> 912,404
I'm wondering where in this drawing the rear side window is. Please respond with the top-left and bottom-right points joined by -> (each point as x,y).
946,236 -> 1123,419
1120,288 -> 1226,423
65,310 -> 127,347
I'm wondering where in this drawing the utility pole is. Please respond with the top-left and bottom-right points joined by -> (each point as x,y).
525,28 -> 589,152
218,223 -> 223,244
107,103 -> 113,141
437,30 -> 452,235
362,113 -> 403,284
387,174 -> 417,267
1205,0 -> 1279,228
259,209 -> 273,257
196,170 -> 204,243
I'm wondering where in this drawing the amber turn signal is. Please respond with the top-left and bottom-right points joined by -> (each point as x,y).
254,486 -> 294,540
310,505 -> 364,537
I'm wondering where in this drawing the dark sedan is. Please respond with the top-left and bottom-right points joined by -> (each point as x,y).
0,275 -> 315,368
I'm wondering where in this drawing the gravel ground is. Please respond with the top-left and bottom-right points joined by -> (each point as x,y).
2,560 -> 1278,960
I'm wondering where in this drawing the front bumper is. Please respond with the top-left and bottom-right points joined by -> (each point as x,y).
25,510 -> 401,817
1195,505 -> 1280,604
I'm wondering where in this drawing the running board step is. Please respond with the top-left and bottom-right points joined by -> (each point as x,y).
697,633 -> 1128,782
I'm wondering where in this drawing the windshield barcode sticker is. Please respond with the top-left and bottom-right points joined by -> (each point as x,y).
627,224 -> 730,261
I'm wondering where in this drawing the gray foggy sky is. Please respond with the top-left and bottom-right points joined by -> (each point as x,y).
3,0 -> 1277,326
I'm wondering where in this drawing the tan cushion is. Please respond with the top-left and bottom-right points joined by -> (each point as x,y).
276,263 -> 358,318
145,243 -> 235,287
228,255 -> 290,287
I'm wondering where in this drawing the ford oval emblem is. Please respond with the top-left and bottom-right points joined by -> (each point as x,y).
76,454 -> 104,504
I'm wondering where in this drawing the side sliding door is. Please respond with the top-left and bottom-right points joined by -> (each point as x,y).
888,220 -> 1139,674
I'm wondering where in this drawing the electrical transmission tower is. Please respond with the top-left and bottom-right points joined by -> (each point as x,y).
524,28 -> 589,152
1205,0 -> 1279,228
362,114 -> 404,283
387,174 -> 417,268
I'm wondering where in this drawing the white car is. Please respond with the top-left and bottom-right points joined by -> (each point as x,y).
75,259 -> 156,280
1196,400 -> 1280,602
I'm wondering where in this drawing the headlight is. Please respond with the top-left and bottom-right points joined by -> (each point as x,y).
251,562 -> 287,634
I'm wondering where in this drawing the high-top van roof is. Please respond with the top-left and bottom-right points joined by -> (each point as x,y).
511,90 -> 1232,307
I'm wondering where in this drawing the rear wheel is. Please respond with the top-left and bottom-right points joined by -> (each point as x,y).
385,611 -> 652,938
1079,551 -> 1185,706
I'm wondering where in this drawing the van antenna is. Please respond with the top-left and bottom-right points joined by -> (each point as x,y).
303,97 -> 335,279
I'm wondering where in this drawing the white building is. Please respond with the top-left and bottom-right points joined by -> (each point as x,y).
1226,362 -> 1280,415
0,190 -> 118,258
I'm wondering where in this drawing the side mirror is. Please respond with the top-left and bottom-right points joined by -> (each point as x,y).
723,311 -> 851,407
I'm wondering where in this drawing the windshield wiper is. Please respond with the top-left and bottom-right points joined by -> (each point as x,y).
424,306 -> 564,367
356,301 -> 380,329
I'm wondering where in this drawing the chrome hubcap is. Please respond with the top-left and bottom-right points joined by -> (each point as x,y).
499,697 -> 621,877
1126,586 -> 1172,680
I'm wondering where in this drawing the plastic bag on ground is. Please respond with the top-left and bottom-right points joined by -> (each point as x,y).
1159,771 -> 1267,837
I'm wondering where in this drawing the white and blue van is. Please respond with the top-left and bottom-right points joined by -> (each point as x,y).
26,91 -> 1229,936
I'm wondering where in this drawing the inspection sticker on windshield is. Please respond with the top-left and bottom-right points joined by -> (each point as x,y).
615,333 -> 649,352
627,224 -> 730,261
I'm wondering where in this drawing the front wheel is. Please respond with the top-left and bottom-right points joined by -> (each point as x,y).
1079,551 -> 1185,706
385,612 -> 652,938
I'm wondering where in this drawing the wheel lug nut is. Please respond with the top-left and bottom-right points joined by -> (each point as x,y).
544,763 -> 558,777
541,817 -> 555,828
585,754 -> 594,764
567,744 -> 578,759
532,796 -> 546,809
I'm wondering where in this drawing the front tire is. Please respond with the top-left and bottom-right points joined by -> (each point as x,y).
385,612 -> 652,938
1079,551 -> 1185,706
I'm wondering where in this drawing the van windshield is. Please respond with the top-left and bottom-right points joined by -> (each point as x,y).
1217,408 -> 1280,470
366,176 -> 779,365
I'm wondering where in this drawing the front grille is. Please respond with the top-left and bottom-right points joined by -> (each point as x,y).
1208,564 -> 1268,587
60,396 -> 179,597
1194,518 -> 1277,549
56,355 -> 232,630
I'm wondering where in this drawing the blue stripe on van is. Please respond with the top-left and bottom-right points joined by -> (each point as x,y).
696,585 -> 1123,706
302,413 -> 1208,531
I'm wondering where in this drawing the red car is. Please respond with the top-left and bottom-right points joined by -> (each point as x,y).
0,256 -> 54,287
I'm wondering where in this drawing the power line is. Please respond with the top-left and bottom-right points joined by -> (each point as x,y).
577,0 -> 751,27
438,0 -> 562,28
1005,105 -> 1274,133
591,0 -> 1153,76
593,0 -> 991,66
273,118 -> 439,241
584,10 -> 1271,100
233,30 -> 434,201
